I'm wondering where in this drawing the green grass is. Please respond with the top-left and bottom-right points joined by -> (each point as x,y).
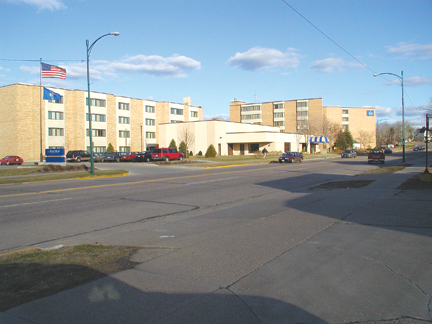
0,245 -> 140,311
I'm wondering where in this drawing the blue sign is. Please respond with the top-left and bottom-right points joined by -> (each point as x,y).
367,110 -> 374,116
46,156 -> 65,163
45,148 -> 65,156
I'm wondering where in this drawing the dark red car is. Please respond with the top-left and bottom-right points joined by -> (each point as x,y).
278,152 -> 303,163
120,152 -> 139,162
1,156 -> 24,165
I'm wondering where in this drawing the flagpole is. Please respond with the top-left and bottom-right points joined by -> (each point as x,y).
39,58 -> 43,163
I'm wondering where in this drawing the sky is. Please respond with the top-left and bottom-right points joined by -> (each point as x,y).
1,0 -> 431,128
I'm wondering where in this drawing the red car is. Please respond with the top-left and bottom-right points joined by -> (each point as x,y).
120,152 -> 139,162
1,156 -> 24,165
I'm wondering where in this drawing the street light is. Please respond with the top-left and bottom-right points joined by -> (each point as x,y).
373,71 -> 405,162
87,32 -> 119,175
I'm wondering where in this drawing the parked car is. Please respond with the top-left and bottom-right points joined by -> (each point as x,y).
93,152 -> 108,162
413,146 -> 425,151
104,152 -> 126,162
0,155 -> 23,165
134,151 -> 152,162
384,148 -> 392,154
66,150 -> 91,162
120,152 -> 139,162
341,150 -> 357,158
278,152 -> 303,163
151,148 -> 184,161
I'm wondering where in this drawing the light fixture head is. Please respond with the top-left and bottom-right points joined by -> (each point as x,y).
111,32 -> 120,36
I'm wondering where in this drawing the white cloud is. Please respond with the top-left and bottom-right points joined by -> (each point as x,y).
386,42 -> 432,60
99,54 -> 201,78
2,0 -> 66,10
204,114 -> 229,121
404,76 -> 432,87
227,47 -> 300,71
311,57 -> 365,73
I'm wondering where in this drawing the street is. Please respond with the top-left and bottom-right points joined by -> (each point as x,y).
1,151 -> 431,323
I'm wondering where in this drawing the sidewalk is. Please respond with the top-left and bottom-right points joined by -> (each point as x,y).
1,159 -> 431,324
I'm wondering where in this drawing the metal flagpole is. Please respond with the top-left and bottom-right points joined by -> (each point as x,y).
39,58 -> 43,163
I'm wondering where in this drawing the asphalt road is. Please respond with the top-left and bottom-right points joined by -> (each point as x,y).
0,152 -> 403,253
1,150 -> 431,323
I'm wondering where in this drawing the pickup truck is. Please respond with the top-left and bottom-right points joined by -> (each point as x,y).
368,149 -> 385,164
151,148 -> 184,161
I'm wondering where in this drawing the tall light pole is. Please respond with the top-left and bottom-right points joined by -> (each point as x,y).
87,32 -> 119,175
373,71 -> 405,162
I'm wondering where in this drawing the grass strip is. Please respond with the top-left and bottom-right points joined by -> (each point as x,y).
0,245 -> 139,311
362,164 -> 411,174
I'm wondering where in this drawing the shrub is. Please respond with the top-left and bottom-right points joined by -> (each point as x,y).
197,151 -> 203,156
107,143 -> 115,153
179,141 -> 187,157
189,151 -> 193,156
205,144 -> 217,158
169,139 -> 177,151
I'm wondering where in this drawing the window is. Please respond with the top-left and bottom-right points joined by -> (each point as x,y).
86,98 -> 106,107
48,97 -> 63,104
241,114 -> 261,120
119,130 -> 130,138
86,129 -> 106,137
92,146 -> 106,152
274,112 -> 284,118
342,117 -> 349,121
48,111 -> 63,120
248,143 -> 259,153
145,105 -> 155,113
297,110 -> 308,117
170,108 -> 183,115
170,120 -> 182,123
190,111 -> 198,117
297,101 -> 308,108
118,102 -> 129,110
146,118 -> 155,125
86,113 -> 106,122
342,109 -> 349,114
297,120 -> 309,130
146,132 -> 155,139
48,128 -> 64,136
119,146 -> 130,152
274,121 -> 284,126
241,105 -> 261,112
118,116 -> 130,124
274,103 -> 284,109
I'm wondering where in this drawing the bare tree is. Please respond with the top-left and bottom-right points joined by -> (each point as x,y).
178,125 -> 195,158
357,129 -> 374,149
323,117 -> 341,151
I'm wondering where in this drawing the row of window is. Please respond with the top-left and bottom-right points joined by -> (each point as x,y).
241,114 -> 261,120
241,105 -> 261,112
48,128 -> 156,139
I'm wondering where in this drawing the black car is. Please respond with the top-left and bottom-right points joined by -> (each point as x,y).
134,151 -> 152,162
278,152 -> 303,163
66,150 -> 91,162
104,152 -> 126,162
384,148 -> 392,154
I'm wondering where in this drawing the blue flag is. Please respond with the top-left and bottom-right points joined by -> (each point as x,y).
43,87 -> 62,101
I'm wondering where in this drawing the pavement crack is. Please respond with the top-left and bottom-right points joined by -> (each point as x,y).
225,287 -> 262,323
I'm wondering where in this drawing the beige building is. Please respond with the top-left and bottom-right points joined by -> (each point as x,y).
158,120 -> 307,156
0,83 -> 203,161
230,98 -> 376,151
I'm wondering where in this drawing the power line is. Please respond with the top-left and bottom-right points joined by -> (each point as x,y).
280,0 -> 377,74
0,59 -> 83,62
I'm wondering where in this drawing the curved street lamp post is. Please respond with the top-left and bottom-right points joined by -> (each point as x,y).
87,32 -> 119,175
373,71 -> 405,162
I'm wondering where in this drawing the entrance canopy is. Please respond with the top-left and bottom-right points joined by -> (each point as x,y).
310,136 -> 329,144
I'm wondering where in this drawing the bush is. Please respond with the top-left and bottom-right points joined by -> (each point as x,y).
107,143 -> 115,153
179,141 -> 187,157
189,151 -> 193,156
205,144 -> 217,158
197,151 -> 203,156
169,139 -> 177,151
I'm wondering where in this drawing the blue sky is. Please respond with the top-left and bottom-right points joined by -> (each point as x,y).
1,0 -> 431,128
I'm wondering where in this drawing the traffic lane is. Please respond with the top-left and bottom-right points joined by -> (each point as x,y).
0,159 -> 365,252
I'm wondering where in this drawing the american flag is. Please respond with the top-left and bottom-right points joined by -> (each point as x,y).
41,63 -> 66,79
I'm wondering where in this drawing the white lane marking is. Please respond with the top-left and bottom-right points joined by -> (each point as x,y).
159,236 -> 175,238
0,198 -> 72,208
185,177 -> 238,185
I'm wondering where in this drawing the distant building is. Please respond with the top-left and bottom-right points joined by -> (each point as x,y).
158,120 -> 308,156
230,98 -> 376,151
0,83 -> 203,161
